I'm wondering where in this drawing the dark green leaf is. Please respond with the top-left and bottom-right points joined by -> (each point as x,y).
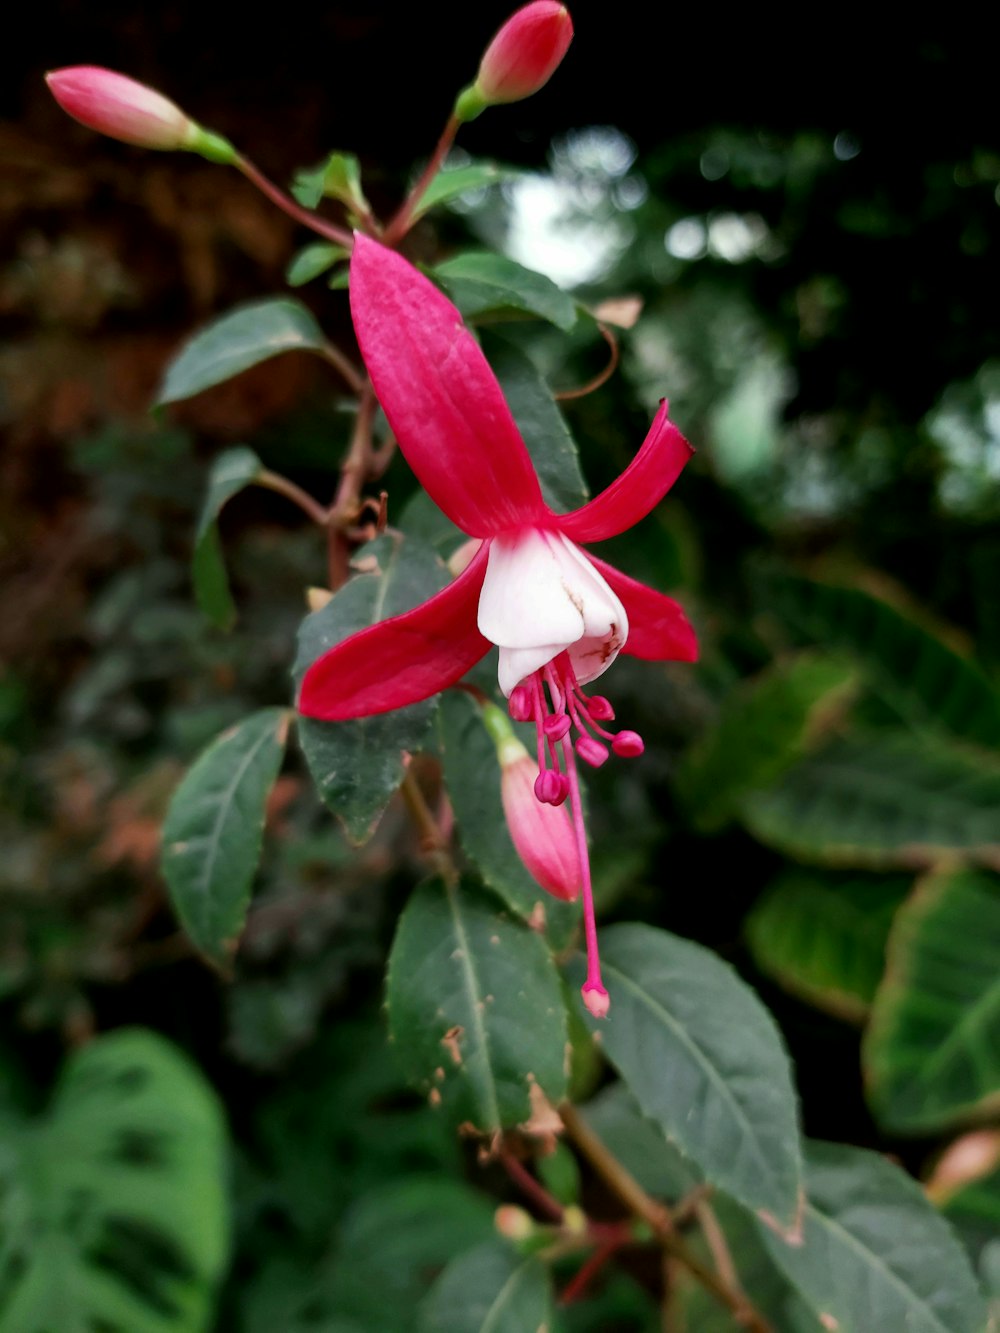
677,653 -> 857,831
742,733 -> 1000,867
481,329 -> 589,513
864,866 -> 1000,1132
754,567 -> 1000,749
746,872 -> 908,1022
0,1029 -> 229,1332
581,1081 -> 701,1201
568,924 -> 803,1231
413,163 -> 522,219
435,251 -> 577,331
286,242 -> 348,287
295,533 -> 448,843
438,690 -> 578,948
419,1241 -> 553,1333
162,707 -> 290,962
761,1141 -> 987,1333
157,298 -> 327,405
387,878 -> 568,1132
192,445 -> 263,628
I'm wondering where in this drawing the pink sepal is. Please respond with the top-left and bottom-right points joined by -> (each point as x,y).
298,544 -> 491,720
350,237 -> 547,538
589,557 -> 699,662
557,400 -> 694,544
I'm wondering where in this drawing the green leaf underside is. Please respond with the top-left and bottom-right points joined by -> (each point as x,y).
192,445 -> 263,629
295,533 -> 448,844
435,251 -> 577,332
569,923 -> 803,1228
581,1082 -> 702,1201
0,1029 -> 229,1333
157,298 -> 327,405
437,690 -> 578,950
286,242 -> 348,287
418,1241 -> 552,1333
677,653 -> 857,830
864,866 -> 1000,1132
761,1141 -> 987,1333
755,567 -> 1000,749
480,329 -> 590,515
413,163 -> 522,219
386,878 -> 567,1132
161,708 -> 289,961
746,872 -> 908,1022
741,733 -> 1000,867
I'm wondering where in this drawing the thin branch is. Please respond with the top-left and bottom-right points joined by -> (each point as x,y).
559,1103 -> 773,1333
255,470 -> 329,526
319,343 -> 366,395
554,323 -> 620,401
559,1238 -> 623,1306
399,771 -> 459,886
500,1152 -> 565,1223
695,1199 -> 746,1303
235,154 -> 355,248
383,115 -> 461,245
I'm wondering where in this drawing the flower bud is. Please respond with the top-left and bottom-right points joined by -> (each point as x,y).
503,749 -> 582,901
494,1204 -> 536,1240
454,3 -> 573,122
45,66 -> 235,163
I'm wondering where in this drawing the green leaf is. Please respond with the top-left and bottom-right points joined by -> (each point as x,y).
760,1140 -> 988,1333
435,251 -> 577,332
742,733 -> 1000,868
286,241 -> 348,287
746,871 -> 908,1023
481,329 -> 589,513
386,878 -> 568,1132
568,924 -> 803,1231
413,162 -> 521,220
157,298 -> 327,405
295,533 -> 449,844
864,866 -> 1000,1132
437,690 -> 578,949
292,152 -> 369,212
581,1081 -> 701,1201
162,707 -> 290,962
676,653 -> 858,831
754,566 -> 1000,749
192,445 -> 263,629
0,1029 -> 229,1332
419,1241 -> 553,1333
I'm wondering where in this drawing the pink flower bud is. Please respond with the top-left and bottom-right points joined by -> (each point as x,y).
476,2 -> 574,105
453,2 -> 570,118
45,67 -> 235,162
503,753 -> 582,901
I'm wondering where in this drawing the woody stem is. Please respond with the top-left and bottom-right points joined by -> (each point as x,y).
559,1103 -> 773,1333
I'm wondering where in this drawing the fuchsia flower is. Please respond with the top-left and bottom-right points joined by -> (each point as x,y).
497,727 -> 583,904
299,235 -> 697,1016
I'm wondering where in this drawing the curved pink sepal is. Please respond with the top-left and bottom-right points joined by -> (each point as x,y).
557,400 -> 694,544
589,556 -> 698,662
298,544 -> 492,720
350,236 -> 547,538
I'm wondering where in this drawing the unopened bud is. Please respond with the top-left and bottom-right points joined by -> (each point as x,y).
454,2 -> 574,122
495,1204 -> 536,1240
501,749 -> 581,901
581,981 -> 610,1019
45,66 -> 235,163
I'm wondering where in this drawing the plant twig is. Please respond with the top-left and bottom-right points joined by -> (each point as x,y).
559,1237 -> 623,1306
235,154 -> 355,248
383,115 -> 460,245
559,1103 -> 773,1333
319,344 -> 366,395
255,469 -> 329,526
500,1151 -> 565,1223
554,323 -> 620,401
399,771 -> 458,886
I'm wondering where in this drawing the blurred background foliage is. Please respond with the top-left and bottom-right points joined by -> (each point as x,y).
2,3 -> 999,1328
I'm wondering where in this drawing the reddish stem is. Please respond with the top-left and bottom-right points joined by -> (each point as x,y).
383,115 -> 460,245
500,1152 -> 565,1223
235,155 -> 355,249
559,1238 -> 623,1306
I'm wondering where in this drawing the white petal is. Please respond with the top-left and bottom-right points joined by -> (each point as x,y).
497,644 -> 565,697
478,529 -> 586,648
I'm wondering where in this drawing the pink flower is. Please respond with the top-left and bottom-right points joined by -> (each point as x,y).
476,2 -> 574,104
46,66 -> 196,150
299,236 -> 697,1016
497,728 -> 582,903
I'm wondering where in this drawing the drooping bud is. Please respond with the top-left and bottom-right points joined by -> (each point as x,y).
482,702 -> 582,901
454,3 -> 574,122
494,1204 -> 536,1240
45,66 -> 236,163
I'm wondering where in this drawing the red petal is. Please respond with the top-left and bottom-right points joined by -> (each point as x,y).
557,400 -> 693,543
589,557 -> 698,662
298,545 -> 491,720
350,236 -> 546,537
